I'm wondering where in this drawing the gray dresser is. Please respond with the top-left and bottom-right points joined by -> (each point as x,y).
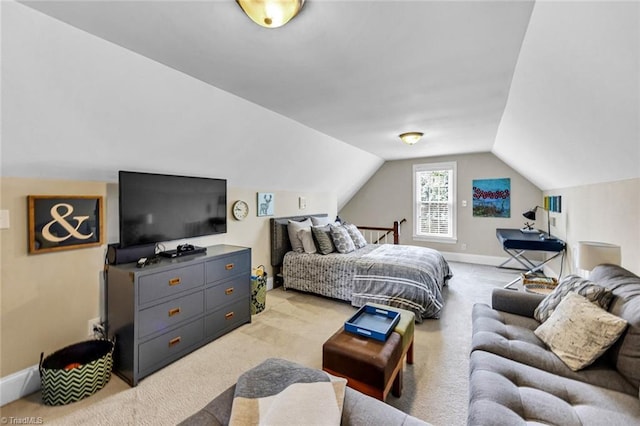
106,245 -> 251,386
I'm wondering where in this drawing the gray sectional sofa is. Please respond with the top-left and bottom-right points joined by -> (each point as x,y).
180,359 -> 429,426
469,264 -> 640,425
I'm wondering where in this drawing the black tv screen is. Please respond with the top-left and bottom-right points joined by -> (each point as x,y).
118,171 -> 227,248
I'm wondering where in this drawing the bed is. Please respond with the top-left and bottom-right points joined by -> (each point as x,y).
270,214 -> 452,321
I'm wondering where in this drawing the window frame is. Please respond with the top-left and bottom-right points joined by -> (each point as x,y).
412,161 -> 457,243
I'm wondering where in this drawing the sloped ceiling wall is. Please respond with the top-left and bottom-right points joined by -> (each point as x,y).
493,1 -> 639,190
1,1 -> 383,209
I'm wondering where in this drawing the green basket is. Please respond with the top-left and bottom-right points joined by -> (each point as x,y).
39,339 -> 114,406
251,271 -> 267,315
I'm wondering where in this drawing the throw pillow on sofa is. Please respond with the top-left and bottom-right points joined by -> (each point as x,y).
535,292 -> 628,371
534,275 -> 614,323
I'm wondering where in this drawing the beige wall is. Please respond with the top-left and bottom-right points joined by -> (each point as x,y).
0,177 -> 336,377
339,152 -> 543,259
543,178 -> 640,276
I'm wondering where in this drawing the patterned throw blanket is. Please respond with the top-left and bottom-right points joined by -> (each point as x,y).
229,358 -> 347,426
352,244 -> 452,321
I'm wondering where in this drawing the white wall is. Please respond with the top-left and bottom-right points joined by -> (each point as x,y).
1,1 -> 383,208
493,1 -> 639,190
543,179 -> 640,276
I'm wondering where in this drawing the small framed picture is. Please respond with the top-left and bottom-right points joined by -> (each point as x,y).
27,195 -> 104,254
257,192 -> 274,217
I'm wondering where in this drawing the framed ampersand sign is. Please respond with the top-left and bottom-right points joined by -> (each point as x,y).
27,195 -> 104,254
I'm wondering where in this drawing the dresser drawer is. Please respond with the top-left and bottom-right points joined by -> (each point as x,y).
205,298 -> 250,338
205,251 -> 250,283
138,291 -> 204,338
205,276 -> 250,311
139,264 -> 204,305
138,318 -> 204,373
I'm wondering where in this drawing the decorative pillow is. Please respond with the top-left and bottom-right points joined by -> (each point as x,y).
297,228 -> 317,254
343,223 -> 367,249
287,219 -> 312,253
311,225 -> 335,255
310,216 -> 332,226
534,292 -> 628,371
534,275 -> 614,323
329,225 -> 355,254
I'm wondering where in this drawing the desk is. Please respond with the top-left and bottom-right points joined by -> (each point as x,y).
496,228 -> 566,289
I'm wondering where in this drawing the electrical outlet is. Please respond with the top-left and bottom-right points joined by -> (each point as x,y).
461,243 -> 467,250
87,317 -> 102,337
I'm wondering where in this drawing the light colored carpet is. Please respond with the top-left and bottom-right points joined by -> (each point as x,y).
1,262 -> 517,426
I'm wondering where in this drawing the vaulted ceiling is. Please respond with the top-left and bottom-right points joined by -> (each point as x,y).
13,1 -> 640,193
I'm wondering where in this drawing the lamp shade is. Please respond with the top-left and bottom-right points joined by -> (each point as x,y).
576,241 -> 621,271
236,0 -> 304,28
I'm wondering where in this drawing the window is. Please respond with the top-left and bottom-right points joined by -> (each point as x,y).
413,161 -> 456,243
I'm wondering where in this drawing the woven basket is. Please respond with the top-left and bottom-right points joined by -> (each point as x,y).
39,339 -> 114,406
521,273 -> 558,287
251,269 -> 267,315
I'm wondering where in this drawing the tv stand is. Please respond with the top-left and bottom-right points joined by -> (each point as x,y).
106,244 -> 251,386
159,245 -> 207,259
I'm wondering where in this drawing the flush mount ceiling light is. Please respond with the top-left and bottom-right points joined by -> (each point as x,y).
399,132 -> 424,145
236,0 -> 305,29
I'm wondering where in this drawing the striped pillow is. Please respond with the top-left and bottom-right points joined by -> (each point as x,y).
311,225 -> 335,255
534,275 -> 614,323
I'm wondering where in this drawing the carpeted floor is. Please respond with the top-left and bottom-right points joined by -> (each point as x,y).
1,261 -> 517,425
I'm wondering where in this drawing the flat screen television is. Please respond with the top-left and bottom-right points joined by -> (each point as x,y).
118,171 -> 227,248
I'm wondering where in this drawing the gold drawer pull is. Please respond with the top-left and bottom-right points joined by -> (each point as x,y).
225,312 -> 235,320
168,307 -> 181,317
225,287 -> 234,295
169,277 -> 181,286
225,263 -> 234,270
169,336 -> 181,347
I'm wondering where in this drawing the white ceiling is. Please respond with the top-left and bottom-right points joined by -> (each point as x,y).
20,0 -> 535,161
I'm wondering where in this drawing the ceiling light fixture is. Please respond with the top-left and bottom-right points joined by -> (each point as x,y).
399,132 -> 424,145
236,0 -> 305,29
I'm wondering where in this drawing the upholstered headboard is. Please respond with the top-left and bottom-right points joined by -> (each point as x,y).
269,214 -> 328,267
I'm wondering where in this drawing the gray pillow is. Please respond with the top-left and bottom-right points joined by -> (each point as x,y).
344,223 -> 367,249
330,225 -> 355,254
312,225 -> 335,255
287,218 -> 312,253
297,228 -> 317,254
534,275 -> 614,323
310,216 -> 332,226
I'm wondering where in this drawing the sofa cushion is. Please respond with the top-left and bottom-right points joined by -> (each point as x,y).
589,264 -> 640,388
468,350 -> 640,426
472,303 -> 637,395
534,292 -> 628,371
534,275 -> 614,323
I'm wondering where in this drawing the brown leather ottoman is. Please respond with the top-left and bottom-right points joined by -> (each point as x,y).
322,328 -> 403,401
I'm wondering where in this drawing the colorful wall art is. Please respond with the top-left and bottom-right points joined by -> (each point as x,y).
472,178 -> 511,218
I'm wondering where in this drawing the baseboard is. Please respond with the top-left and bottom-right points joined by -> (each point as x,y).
1,364 -> 41,406
440,251 -> 510,267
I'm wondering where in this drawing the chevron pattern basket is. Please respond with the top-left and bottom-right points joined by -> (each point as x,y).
39,339 -> 114,406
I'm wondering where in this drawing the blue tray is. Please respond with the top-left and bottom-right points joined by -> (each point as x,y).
344,304 -> 400,342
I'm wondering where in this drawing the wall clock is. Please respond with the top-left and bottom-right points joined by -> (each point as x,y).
232,200 -> 249,221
